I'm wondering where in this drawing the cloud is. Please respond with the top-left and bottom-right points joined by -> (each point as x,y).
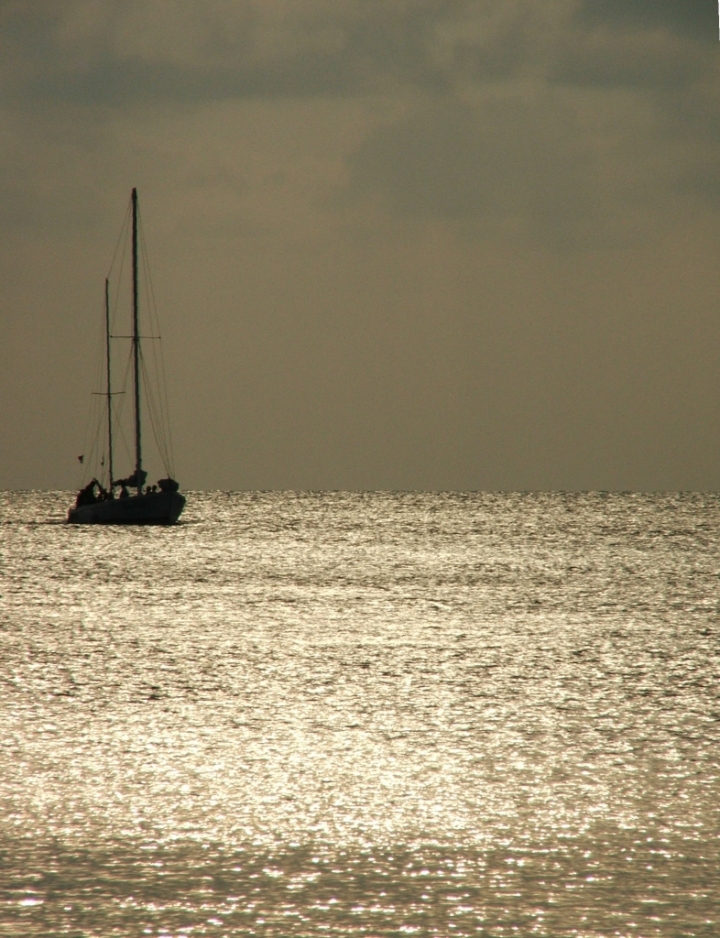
338,0 -> 720,245
341,80 -> 712,247
344,94 -> 607,246
553,0 -> 720,214
1,1 -> 715,108
575,0 -> 717,40
2,0 -> 720,247
0,0 -> 462,108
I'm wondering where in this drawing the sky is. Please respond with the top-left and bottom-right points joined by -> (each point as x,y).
2,0 -> 720,491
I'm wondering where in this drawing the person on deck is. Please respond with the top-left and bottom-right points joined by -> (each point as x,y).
75,479 -> 98,508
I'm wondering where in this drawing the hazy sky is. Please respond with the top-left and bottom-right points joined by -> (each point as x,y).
2,0 -> 720,490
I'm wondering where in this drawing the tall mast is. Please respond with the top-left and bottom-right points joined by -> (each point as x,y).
105,277 -> 114,490
131,187 -> 142,494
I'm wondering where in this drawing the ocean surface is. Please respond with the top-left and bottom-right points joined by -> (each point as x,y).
1,490 -> 719,937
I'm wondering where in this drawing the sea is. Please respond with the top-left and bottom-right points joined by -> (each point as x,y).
1,490 -> 719,937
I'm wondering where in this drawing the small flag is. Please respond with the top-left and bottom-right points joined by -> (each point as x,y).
77,455 -> 84,464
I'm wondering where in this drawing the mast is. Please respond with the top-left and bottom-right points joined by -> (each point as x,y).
131,187 -> 142,494
104,277 -> 114,490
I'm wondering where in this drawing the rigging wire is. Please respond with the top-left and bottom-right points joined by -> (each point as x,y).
139,351 -> 173,476
111,344 -> 136,475
107,199 -> 132,283
76,396 -> 104,489
138,208 -> 177,477
76,292 -> 110,488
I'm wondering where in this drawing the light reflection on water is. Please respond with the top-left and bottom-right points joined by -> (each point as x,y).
1,490 -> 719,935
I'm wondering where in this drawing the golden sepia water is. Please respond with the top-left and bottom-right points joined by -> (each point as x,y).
2,491 -> 719,935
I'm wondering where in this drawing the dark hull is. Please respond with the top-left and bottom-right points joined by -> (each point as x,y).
67,492 -> 185,526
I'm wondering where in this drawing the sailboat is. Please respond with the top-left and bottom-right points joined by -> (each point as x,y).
68,189 -> 185,525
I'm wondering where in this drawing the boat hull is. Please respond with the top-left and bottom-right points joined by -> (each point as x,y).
67,492 -> 185,526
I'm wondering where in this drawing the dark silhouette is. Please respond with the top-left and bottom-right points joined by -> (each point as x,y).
157,478 -> 179,493
112,469 -> 147,490
75,479 -> 99,507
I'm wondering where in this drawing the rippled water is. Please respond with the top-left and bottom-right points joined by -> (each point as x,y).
1,491 -> 719,936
